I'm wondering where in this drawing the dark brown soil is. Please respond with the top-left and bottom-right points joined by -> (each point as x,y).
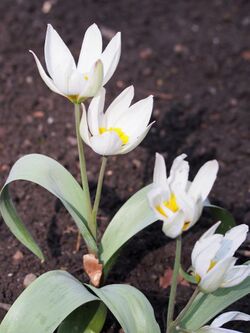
0,0 -> 249,332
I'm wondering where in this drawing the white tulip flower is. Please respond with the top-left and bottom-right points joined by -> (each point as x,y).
191,222 -> 250,293
80,86 -> 154,156
30,23 -> 121,103
147,153 -> 219,238
197,311 -> 250,333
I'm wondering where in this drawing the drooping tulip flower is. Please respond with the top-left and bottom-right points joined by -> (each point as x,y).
197,311 -> 250,333
30,23 -> 121,103
147,153 -> 219,238
80,86 -> 154,155
191,222 -> 250,293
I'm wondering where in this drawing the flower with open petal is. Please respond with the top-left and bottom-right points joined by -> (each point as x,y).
191,222 -> 250,293
147,153 -> 219,238
80,86 -> 154,155
197,311 -> 250,333
30,23 -> 121,103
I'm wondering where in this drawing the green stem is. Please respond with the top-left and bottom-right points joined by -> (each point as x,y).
92,156 -> 108,237
172,287 -> 200,327
74,103 -> 93,235
166,235 -> 182,333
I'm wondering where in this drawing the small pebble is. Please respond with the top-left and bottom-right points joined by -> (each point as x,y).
23,273 -> 37,288
12,250 -> 24,263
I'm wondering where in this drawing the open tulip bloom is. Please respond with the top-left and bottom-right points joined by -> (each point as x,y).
191,222 -> 250,293
80,86 -> 154,155
30,23 -> 121,103
197,311 -> 250,333
147,153 -> 219,238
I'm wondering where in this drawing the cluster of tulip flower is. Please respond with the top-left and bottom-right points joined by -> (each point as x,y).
0,23 -> 249,333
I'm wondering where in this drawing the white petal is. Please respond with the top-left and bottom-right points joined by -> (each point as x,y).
79,104 -> 91,146
222,224 -> 249,258
147,187 -> 169,221
153,153 -> 167,186
90,131 -> 122,155
77,23 -> 102,72
193,235 -> 223,278
198,327 -> 241,333
162,211 -> 185,238
29,51 -> 63,95
80,60 -> 104,99
191,234 -> 223,268
168,154 -> 188,183
115,95 -> 153,136
87,87 -> 106,136
100,32 -> 121,85
189,160 -> 219,201
170,155 -> 190,190
44,24 -> 76,79
200,221 -> 221,240
120,122 -> 154,154
221,264 -> 250,288
199,257 -> 236,293
105,86 -> 134,126
211,311 -> 250,328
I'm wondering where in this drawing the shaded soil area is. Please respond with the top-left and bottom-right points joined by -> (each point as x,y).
0,0 -> 250,331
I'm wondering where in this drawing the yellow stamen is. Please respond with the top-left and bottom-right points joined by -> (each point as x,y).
84,75 -> 89,81
99,127 -> 129,145
194,273 -> 201,283
208,260 -> 216,271
156,193 -> 179,218
68,94 -> 79,103
182,221 -> 191,231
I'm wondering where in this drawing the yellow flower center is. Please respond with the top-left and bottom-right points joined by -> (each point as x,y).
193,260 -> 217,284
156,193 -> 179,218
99,127 -> 129,145
84,75 -> 89,81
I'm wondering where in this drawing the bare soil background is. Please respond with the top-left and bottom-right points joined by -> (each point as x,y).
0,0 -> 249,331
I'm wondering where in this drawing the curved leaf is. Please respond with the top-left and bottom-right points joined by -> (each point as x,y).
88,284 -> 161,333
205,204 -> 236,234
100,185 -> 157,275
58,302 -> 107,333
0,270 -> 98,333
179,276 -> 250,330
0,154 -> 97,259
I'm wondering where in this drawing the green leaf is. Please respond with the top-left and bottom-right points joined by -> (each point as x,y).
0,154 -> 97,260
179,276 -> 250,330
0,270 -> 98,333
179,266 -> 197,284
100,185 -> 157,275
205,204 -> 236,234
88,284 -> 161,333
58,302 -> 107,333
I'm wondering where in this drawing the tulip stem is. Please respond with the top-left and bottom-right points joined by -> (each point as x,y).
92,156 -> 108,237
172,287 -> 200,327
166,235 -> 182,333
74,103 -> 93,235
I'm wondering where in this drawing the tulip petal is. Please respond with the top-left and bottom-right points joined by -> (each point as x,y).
199,257 -> 236,293
188,160 -> 219,201
90,131 -> 122,156
100,32 -> 121,85
162,211 -> 185,238
115,95 -> 153,136
169,154 -> 189,190
45,24 -> 76,80
77,23 -> 103,72
79,104 -> 91,146
29,51 -> 63,95
221,264 -> 250,288
198,327 -> 242,333
153,153 -> 167,186
80,60 -> 104,99
210,311 -> 250,328
105,86 -> 134,126
88,87 -> 106,136
200,221 -> 221,240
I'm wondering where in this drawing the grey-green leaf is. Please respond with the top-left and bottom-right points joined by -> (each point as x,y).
206,204 -> 236,234
0,270 -> 98,333
0,154 -> 97,259
88,284 -> 161,333
179,276 -> 250,330
58,302 -> 107,333
100,185 -> 157,275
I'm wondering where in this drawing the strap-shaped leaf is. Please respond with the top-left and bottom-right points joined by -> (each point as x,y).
100,185 -> 157,275
58,302 -> 107,333
179,276 -> 250,330
0,154 -> 97,260
88,284 -> 161,333
0,271 -> 98,333
205,204 -> 236,234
